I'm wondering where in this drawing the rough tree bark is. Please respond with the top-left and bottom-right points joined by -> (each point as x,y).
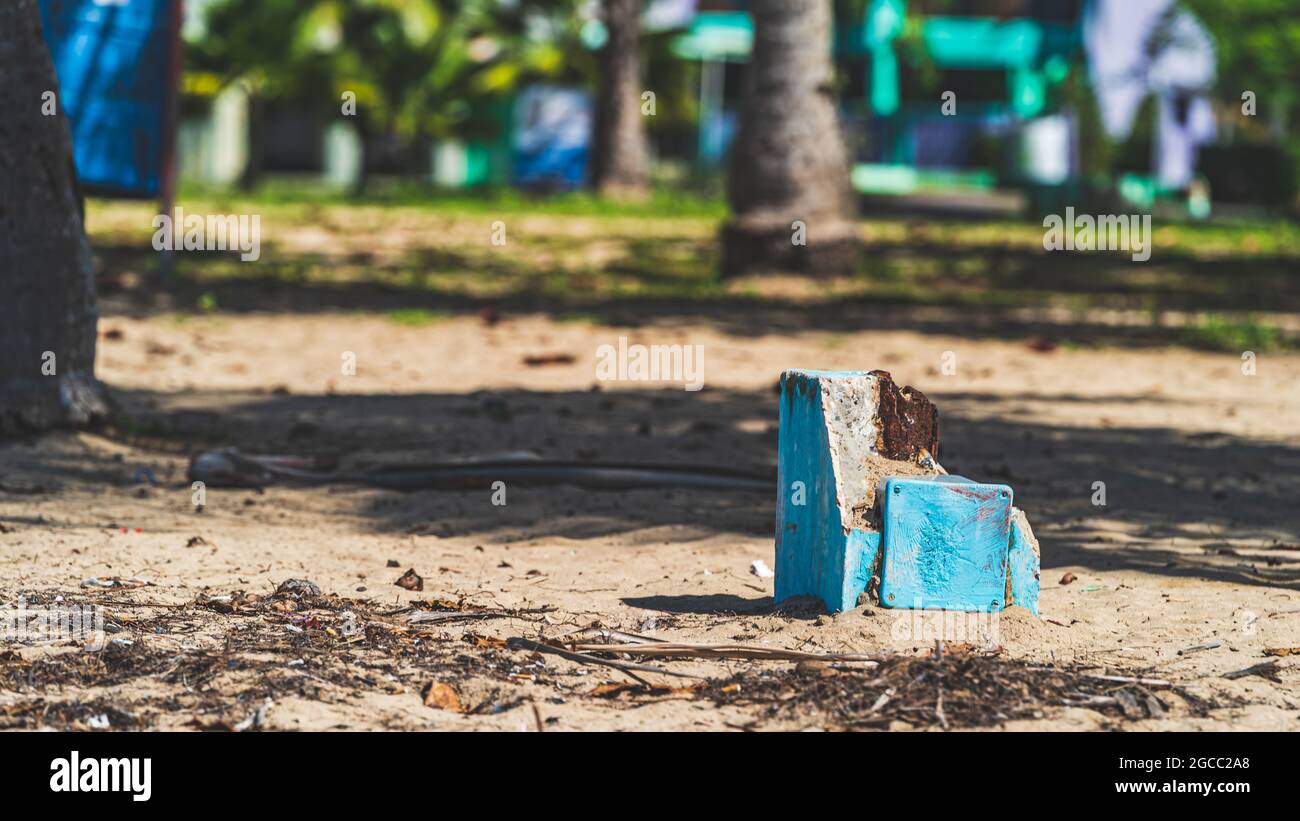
0,0 -> 107,435
590,0 -> 649,198
721,0 -> 861,277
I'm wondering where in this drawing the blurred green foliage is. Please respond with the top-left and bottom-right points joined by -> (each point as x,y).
1181,0 -> 1300,122
1184,313 -> 1284,352
190,0 -> 592,143
1180,0 -> 1300,182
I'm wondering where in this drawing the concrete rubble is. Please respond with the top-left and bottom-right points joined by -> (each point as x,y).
775,369 -> 1040,615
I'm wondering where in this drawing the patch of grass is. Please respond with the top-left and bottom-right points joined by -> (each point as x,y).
385,308 -> 450,327
554,311 -> 606,325
84,189 -> 1300,351
178,178 -> 728,219
1184,313 -> 1286,351
197,291 -> 219,313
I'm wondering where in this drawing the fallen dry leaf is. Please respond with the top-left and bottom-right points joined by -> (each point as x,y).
1264,647 -> 1300,657
422,682 -> 466,712
590,682 -> 705,699
395,568 -> 424,591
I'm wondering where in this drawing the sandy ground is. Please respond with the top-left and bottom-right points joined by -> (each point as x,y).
2,308 -> 1299,731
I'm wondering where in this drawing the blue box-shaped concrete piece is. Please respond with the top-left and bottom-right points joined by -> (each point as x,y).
879,476 -> 1012,612
773,370 -> 1040,615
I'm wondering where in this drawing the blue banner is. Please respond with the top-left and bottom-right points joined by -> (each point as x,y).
38,0 -> 172,197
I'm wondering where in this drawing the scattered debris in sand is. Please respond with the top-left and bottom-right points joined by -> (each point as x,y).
422,682 -> 467,712
704,647 -> 1216,730
394,568 -> 424,592
522,353 -> 576,367
4,309 -> 1300,731
80,577 -> 150,590
1222,659 -> 1282,682
1178,640 -> 1223,656
274,579 -> 321,598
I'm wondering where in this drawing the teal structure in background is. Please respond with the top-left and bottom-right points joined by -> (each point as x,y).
671,11 -> 753,167
673,1 -> 1084,196
858,0 -> 1081,189
863,0 -> 905,117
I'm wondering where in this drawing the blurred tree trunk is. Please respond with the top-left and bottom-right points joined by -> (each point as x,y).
352,116 -> 373,198
721,0 -> 860,277
239,85 -> 265,192
0,0 -> 106,435
590,0 -> 648,198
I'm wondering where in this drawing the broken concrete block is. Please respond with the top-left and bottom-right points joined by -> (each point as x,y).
775,370 -> 941,612
774,369 -> 1043,617
878,476 -> 1013,612
1006,507 -> 1041,616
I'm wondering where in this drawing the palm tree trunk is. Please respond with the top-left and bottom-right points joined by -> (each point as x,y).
352,116 -> 374,198
722,0 -> 861,276
0,0 -> 106,435
590,0 -> 649,198
239,85 -> 265,192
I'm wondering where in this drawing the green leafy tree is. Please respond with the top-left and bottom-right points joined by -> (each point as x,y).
197,0 -> 592,194
188,0 -> 318,189
1160,1 -> 1300,203
1182,0 -> 1300,135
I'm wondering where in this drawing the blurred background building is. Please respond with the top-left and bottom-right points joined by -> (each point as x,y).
36,0 -> 1300,217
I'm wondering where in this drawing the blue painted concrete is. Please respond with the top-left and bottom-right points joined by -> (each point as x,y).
879,476 -> 1013,612
775,372 -> 886,612
776,372 -> 843,609
847,529 -> 883,608
1007,512 -> 1041,616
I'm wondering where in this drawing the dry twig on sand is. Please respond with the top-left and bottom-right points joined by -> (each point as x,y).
1222,659 -> 1282,682
506,637 -> 695,685
564,640 -> 886,663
